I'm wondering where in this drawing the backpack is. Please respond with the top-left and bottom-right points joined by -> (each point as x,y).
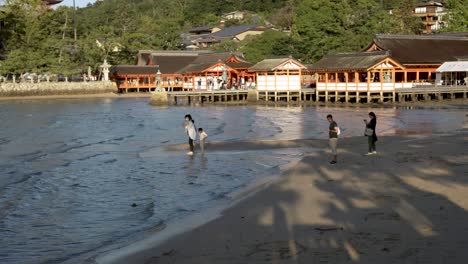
336,126 -> 341,136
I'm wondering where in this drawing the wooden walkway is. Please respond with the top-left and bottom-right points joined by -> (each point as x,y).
166,89 -> 319,104
397,85 -> 468,102
167,90 -> 249,104
163,86 -> 468,105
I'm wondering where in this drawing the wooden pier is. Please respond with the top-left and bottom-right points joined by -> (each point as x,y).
397,85 -> 468,102
163,86 -> 467,105
167,89 -> 318,104
167,90 -> 249,105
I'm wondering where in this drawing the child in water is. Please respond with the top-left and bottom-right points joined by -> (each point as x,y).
198,128 -> 208,153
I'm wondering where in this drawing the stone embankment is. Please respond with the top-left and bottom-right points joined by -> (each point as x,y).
0,81 -> 117,97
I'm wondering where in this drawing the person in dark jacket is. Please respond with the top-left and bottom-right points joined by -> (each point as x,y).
327,114 -> 339,164
364,112 -> 377,155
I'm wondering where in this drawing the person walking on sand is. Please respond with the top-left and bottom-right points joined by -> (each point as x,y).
198,128 -> 208,153
364,112 -> 378,155
184,114 -> 197,155
327,114 -> 338,164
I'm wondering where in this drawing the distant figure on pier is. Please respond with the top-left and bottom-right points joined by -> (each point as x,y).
197,78 -> 202,90
198,128 -> 208,153
184,114 -> 197,155
207,76 -> 213,90
216,77 -> 222,90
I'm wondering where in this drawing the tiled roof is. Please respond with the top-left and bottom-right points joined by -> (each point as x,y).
367,34 -> 468,65
416,0 -> 443,7
249,57 -> 305,71
178,63 -> 218,74
136,50 -> 213,73
178,52 -> 251,73
226,61 -> 252,69
212,24 -> 264,39
151,55 -> 199,74
189,25 -> 215,33
308,51 -> 391,72
110,65 -> 159,75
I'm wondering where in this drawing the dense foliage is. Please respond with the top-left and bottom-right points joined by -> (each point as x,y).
0,0 -> 466,75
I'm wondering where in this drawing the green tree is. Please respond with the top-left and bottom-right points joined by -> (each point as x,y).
239,29 -> 291,63
0,0 -> 68,74
291,0 -> 351,63
386,0 -> 423,34
443,0 -> 468,32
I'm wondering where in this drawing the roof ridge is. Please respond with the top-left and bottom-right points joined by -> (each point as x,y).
325,51 -> 390,58
375,33 -> 468,41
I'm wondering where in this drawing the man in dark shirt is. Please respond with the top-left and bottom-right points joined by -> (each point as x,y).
327,114 -> 338,164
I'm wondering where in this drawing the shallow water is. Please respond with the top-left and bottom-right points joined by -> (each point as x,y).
0,98 -> 466,264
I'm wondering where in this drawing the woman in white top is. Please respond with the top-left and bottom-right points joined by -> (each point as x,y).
184,114 -> 197,155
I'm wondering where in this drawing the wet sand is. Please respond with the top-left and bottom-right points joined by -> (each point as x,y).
96,132 -> 468,264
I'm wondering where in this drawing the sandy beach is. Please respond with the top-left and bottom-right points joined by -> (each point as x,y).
95,130 -> 468,264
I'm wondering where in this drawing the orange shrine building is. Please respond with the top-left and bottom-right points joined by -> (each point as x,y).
110,51 -> 255,92
177,52 -> 255,90
309,33 -> 468,102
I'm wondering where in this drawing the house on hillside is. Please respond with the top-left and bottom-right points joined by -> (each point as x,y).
222,11 -> 245,21
181,24 -> 266,49
412,1 -> 447,33
188,25 -> 222,35
212,24 -> 266,42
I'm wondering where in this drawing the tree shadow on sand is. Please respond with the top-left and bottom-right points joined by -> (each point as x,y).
124,134 -> 468,264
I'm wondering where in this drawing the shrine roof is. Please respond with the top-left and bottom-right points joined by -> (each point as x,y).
249,57 -> 305,71
366,33 -> 468,65
309,51 -> 391,72
110,65 -> 159,75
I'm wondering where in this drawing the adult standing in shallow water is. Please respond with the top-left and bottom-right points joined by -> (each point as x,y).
184,114 -> 197,155
364,112 -> 378,155
327,114 -> 339,164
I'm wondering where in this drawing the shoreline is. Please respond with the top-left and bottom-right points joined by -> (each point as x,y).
0,91 -> 466,108
93,132 -> 468,264
69,139 -> 328,264
0,92 -> 152,101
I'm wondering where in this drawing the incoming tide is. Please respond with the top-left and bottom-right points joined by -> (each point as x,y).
0,98 -> 466,264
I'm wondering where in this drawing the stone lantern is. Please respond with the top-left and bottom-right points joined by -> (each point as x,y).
149,68 -> 168,106
222,64 -> 228,89
100,59 -> 111,81
156,69 -> 162,92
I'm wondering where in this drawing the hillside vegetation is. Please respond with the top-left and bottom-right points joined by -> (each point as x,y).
0,0 -> 466,75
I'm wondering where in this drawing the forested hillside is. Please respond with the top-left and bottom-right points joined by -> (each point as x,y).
0,0 -> 466,75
